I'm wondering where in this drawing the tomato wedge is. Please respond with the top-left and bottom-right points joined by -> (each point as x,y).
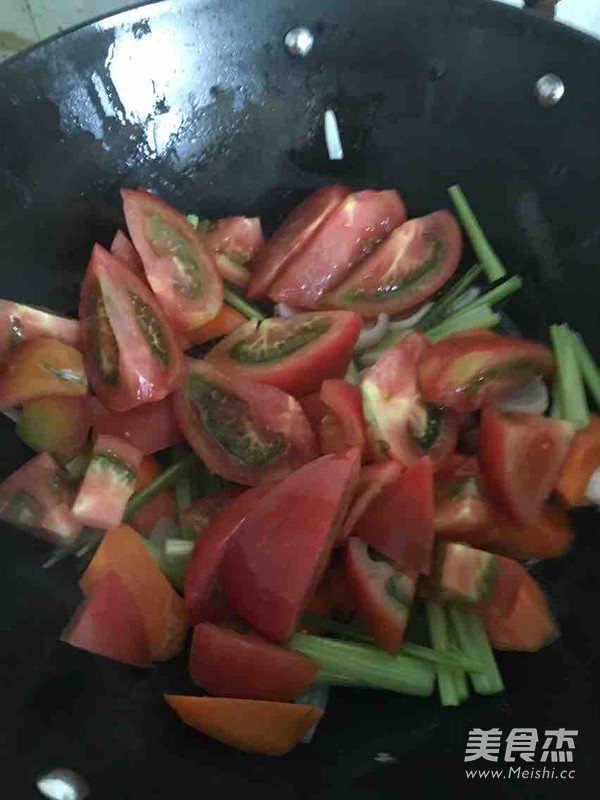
417,334 -> 555,412
361,332 -> 458,466
327,211 -> 461,317
319,379 -> 368,459
344,537 -> 416,654
556,415 -> 600,507
174,359 -> 318,485
0,337 -> 87,411
17,396 -> 91,462
247,185 -> 350,298
434,456 -> 496,550
479,409 -> 575,525
491,504 -> 574,560
128,455 -> 177,537
182,487 -> 242,538
189,623 -> 318,701
340,461 -> 404,542
298,392 -> 328,440
122,189 -> 223,331
110,229 -> 145,277
268,190 -> 407,307
0,453 -> 80,544
72,435 -> 143,529
181,305 -> 246,349
90,396 -> 181,455
0,299 -> 80,364
352,456 -> 435,578
205,311 -> 360,396
61,570 -> 151,667
203,216 -> 264,287
221,448 -> 361,642
79,244 -> 184,411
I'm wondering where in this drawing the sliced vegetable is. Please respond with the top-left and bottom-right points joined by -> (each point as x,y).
344,537 -> 416,654
189,623 -> 319,701
61,570 -> 151,667
0,453 -> 80,544
123,451 -> 197,522
572,332 -> 600,409
180,305 -> 246,349
428,542 -> 498,606
0,299 -> 80,364
479,409 -> 575,525
17,396 -> 91,462
425,602 -> 460,706
221,449 -> 361,642
122,189 -> 223,331
298,392 -> 328,440
319,379 -> 368,459
128,455 -> 177,537
79,244 -> 184,411
173,358 -> 318,485
90,396 -> 182,455
164,695 -> 322,756
550,324 -> 589,429
494,375 -> 550,416
416,264 -> 483,332
361,332 -> 458,466
80,523 -> 188,661
448,185 -> 506,282
247,185 -> 350,298
434,456 -> 496,550
491,504 -> 573,560
447,606 -> 504,694
206,311 -> 360,396
327,211 -> 461,317
0,337 -> 87,410
268,190 -> 406,307
417,333 -> 555,412
110,229 -> 145,277
182,486 -> 242,538
556,415 -> 600,506
340,460 -> 404,542
202,216 -> 264,287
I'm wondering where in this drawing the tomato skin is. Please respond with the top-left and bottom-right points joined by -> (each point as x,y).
221,448 -> 361,642
319,379 -> 368,459
479,409 -> 575,525
0,453 -> 80,544
185,486 -> 274,626
174,358 -> 318,485
556,415 -> 600,507
17,396 -> 91,462
72,434 -> 143,529
0,300 -> 80,364
110,229 -> 145,277
353,456 -> 435,578
361,332 -> 458,467
268,190 -> 407,307
61,570 -> 151,667
90,396 -> 181,455
344,537 -> 415,654
122,189 -> 223,331
417,335 -> 555,413
128,455 -> 177,536
247,185 -> 350,299
206,311 -> 360,397
340,461 -> 405,543
327,211 -> 461,318
189,623 -> 318,701
203,216 -> 264,287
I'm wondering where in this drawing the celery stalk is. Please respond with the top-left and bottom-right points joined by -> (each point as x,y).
425,305 -> 501,344
417,264 -> 483,331
345,359 -> 360,385
223,288 -> 265,321
550,325 -> 589,430
448,185 -> 506,282
426,602 -> 460,707
447,607 -> 504,695
124,452 -> 198,521
457,275 -> 522,315
572,333 -> 600,410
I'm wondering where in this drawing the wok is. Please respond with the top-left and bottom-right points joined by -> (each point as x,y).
0,1 -> 599,797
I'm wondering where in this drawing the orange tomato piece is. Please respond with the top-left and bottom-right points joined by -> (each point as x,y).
556,415 -> 600,507
128,456 -> 177,537
180,305 -> 246,349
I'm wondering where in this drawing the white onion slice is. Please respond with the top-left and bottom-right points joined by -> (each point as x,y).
388,302 -> 434,330
149,517 -> 179,547
494,376 -> 549,416
295,683 -> 330,743
324,109 -> 344,161
2,409 -> 22,423
354,313 -> 390,352
449,286 -> 481,313
274,303 -> 301,318
585,468 -> 600,506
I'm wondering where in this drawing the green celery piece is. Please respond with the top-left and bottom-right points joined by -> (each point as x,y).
124,452 -> 198,521
425,305 -> 501,344
426,602 -> 460,707
571,332 -> 600,410
447,607 -> 504,695
447,615 -> 470,703
448,185 -> 506,282
223,288 -> 265,321
550,325 -> 589,429
417,264 -> 483,332
457,275 -> 522,316
186,214 -> 200,229
345,359 -> 360,385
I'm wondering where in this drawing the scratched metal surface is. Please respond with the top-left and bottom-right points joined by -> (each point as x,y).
0,1 -> 599,798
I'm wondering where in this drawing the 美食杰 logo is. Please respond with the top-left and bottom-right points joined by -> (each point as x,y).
464,728 -> 577,780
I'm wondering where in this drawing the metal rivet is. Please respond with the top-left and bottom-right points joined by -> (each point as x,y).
36,769 -> 89,800
534,74 -> 565,107
284,27 -> 314,57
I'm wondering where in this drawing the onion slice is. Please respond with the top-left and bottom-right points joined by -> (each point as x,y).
354,313 -> 390,352
295,683 -> 330,743
494,376 -> 549,416
388,302 -> 434,330
274,303 -> 301,318
585,468 -> 600,506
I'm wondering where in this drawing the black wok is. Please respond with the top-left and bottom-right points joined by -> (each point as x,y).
0,1 -> 599,797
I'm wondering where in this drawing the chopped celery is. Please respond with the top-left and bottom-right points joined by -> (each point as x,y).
345,358 -> 360,385
186,214 -> 199,229
223,288 -> 265,321
124,452 -> 198,521
447,607 -> 504,695
457,275 -> 522,316
164,538 -> 194,558
447,615 -> 470,703
289,633 -> 435,697
572,333 -> 600,410
172,445 -> 197,541
550,325 -> 589,430
64,453 -> 90,484
417,264 -> 483,332
448,185 -> 507,282
426,602 -> 460,707
43,527 -> 104,569
425,304 -> 501,344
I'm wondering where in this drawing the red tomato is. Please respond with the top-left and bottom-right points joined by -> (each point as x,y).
327,211 -> 461,318
61,570 -> 151,667
205,311 -> 360,397
298,393 -> 328,440
17,396 -> 91,462
341,460 -> 405,543
479,409 -> 575,525
174,359 -> 318,485
417,334 -> 555,413
491,503 -> 574,561
0,337 -> 87,411
183,486 -> 242,537
0,453 -> 80,544
203,216 -> 264,287
122,189 -> 223,331
72,434 -> 143,529
353,456 -> 434,578
344,537 -> 415,654
361,332 -> 459,467
247,185 -> 350,298
185,486 -> 274,625
434,456 -> 496,550
90,396 -> 181,455
189,623 -> 318,701
268,190 -> 406,307
0,300 -> 80,364
79,244 -> 184,411
319,379 -> 368,459
128,455 -> 177,537
110,229 -> 145,277
221,448 -> 361,642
